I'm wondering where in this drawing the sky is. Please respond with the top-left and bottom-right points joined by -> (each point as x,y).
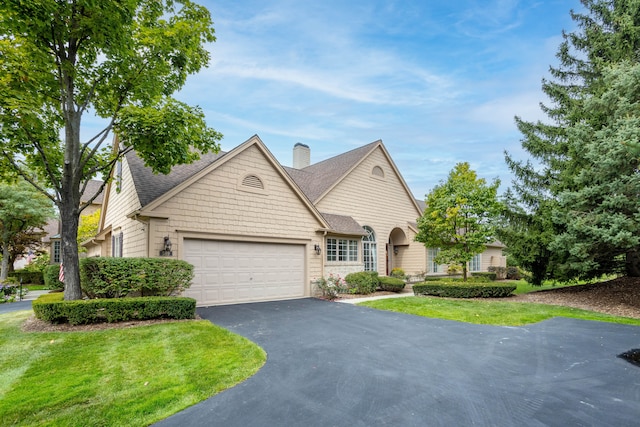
106,0 -> 586,198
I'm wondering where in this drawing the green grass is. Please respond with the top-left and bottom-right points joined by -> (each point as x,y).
24,285 -> 50,291
359,296 -> 640,326
0,311 -> 266,427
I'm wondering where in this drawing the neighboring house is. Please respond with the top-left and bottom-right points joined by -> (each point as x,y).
45,179 -> 105,264
87,135 -> 506,306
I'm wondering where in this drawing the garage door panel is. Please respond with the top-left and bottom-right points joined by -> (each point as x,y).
183,239 -> 306,305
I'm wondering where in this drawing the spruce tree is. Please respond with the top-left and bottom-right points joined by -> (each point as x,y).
505,0 -> 640,280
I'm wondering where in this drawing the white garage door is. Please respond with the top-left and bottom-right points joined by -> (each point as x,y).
183,239 -> 306,306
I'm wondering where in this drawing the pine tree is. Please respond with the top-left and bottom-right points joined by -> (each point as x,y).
504,0 -> 640,280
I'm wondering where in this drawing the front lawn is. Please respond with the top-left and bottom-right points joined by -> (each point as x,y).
359,296 -> 640,326
0,311 -> 266,426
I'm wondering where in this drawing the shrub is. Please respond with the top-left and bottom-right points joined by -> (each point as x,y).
506,266 -> 522,280
33,294 -> 196,325
0,279 -> 28,303
470,272 -> 497,281
44,264 -> 64,290
9,271 -> 45,285
345,271 -> 378,295
378,276 -> 406,292
412,281 -> 516,298
315,274 -> 347,299
80,257 -> 193,298
390,268 -> 406,280
487,266 -> 507,280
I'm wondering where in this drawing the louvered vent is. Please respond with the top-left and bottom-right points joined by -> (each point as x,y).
372,166 -> 384,178
242,175 -> 264,189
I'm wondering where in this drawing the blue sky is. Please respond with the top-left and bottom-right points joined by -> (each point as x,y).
126,0 -> 585,198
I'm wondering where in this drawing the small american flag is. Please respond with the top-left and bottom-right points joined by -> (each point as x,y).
58,262 -> 64,283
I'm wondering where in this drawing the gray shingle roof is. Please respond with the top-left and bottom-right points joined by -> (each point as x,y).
283,141 -> 381,202
81,180 -> 105,204
321,213 -> 366,236
127,150 -> 227,207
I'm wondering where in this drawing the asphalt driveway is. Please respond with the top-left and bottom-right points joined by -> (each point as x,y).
156,298 -> 640,427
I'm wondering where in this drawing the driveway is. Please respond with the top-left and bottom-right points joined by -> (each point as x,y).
156,298 -> 640,427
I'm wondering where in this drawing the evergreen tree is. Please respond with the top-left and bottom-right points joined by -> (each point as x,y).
504,0 -> 640,279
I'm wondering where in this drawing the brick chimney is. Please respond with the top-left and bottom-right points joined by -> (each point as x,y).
293,143 -> 310,169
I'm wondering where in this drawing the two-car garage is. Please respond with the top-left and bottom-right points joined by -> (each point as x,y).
182,239 -> 306,306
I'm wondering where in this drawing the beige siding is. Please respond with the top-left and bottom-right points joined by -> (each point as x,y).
482,246 -> 507,270
101,157 -> 147,257
316,147 -> 424,276
144,144 -> 324,295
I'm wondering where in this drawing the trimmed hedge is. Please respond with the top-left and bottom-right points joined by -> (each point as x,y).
80,257 -> 193,298
413,281 -> 516,298
470,272 -> 497,281
379,276 -> 406,292
9,271 -> 45,285
33,293 -> 196,325
43,265 -> 64,290
345,271 -> 379,295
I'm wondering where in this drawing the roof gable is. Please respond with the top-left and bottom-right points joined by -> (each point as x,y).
284,141 -> 380,202
127,149 -> 227,208
134,135 -> 330,229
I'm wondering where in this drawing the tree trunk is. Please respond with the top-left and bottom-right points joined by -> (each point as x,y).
61,100 -> 83,300
0,243 -> 9,281
462,264 -> 468,281
625,250 -> 640,277
61,203 -> 82,300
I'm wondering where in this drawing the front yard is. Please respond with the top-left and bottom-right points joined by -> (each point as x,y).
0,311 -> 266,427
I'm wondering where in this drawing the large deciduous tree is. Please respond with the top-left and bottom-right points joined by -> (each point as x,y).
0,180 -> 54,280
504,0 -> 640,280
416,162 -> 501,281
0,0 -> 222,299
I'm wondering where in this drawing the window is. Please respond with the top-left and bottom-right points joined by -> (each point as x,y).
52,240 -> 61,263
362,226 -> 377,271
470,254 -> 481,272
115,160 -> 122,193
112,232 -> 123,257
326,238 -> 358,262
428,248 -> 440,273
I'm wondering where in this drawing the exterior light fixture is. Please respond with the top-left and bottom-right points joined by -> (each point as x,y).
393,246 -> 399,255
160,236 -> 173,256
314,243 -> 322,255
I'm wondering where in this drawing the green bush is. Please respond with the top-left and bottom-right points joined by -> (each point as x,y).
9,271 -> 44,285
80,257 -> 193,298
33,293 -> 196,325
345,271 -> 378,295
412,281 -> 516,298
470,272 -> 497,281
506,266 -> 522,280
390,268 -> 406,280
379,276 -> 406,292
487,266 -> 507,280
44,264 -> 64,290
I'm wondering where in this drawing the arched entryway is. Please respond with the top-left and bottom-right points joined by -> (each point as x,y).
387,227 -> 408,275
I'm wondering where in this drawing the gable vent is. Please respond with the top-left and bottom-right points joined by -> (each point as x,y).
372,166 -> 385,178
242,174 -> 264,189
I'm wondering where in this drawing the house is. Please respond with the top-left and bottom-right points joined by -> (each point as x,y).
87,135 -> 505,306
47,179 -> 105,264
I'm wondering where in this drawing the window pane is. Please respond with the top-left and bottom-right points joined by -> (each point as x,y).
326,239 -> 337,261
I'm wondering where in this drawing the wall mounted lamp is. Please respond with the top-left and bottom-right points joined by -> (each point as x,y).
160,236 -> 173,256
393,246 -> 399,255
314,243 -> 322,255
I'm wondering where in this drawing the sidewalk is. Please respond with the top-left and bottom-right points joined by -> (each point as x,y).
19,289 -> 51,301
336,292 -> 414,304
